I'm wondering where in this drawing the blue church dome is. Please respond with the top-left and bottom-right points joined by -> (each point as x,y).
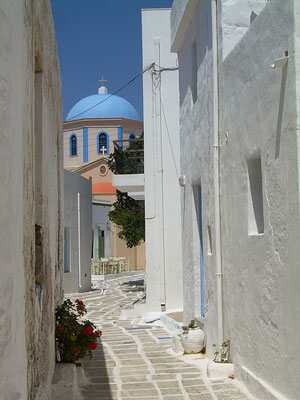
66,92 -> 139,121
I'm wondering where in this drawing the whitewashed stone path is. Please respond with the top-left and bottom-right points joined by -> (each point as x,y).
66,273 -> 254,400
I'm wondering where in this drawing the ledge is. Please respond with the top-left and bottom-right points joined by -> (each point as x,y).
51,363 -> 83,400
112,173 -> 144,193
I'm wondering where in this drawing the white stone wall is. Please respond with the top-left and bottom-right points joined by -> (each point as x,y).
64,170 -> 92,293
171,0 -> 300,398
171,0 -> 266,59
219,0 -> 266,60
0,0 -> 63,398
0,4 -> 28,398
220,1 -> 300,398
172,0 -> 218,339
142,9 -> 183,313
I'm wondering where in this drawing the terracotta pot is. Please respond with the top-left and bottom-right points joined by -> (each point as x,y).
181,328 -> 205,354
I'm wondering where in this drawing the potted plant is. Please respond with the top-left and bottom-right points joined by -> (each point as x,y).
181,320 -> 205,354
213,340 -> 230,363
55,299 -> 102,363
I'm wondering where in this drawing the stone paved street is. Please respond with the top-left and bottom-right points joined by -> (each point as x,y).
66,274 -> 255,400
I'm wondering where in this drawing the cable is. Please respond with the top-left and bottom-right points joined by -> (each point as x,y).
154,63 -> 178,72
66,63 -> 155,122
149,62 -> 179,179
161,100 -> 179,179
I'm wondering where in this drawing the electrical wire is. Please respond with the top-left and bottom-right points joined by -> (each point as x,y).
161,100 -> 179,180
149,62 -> 179,179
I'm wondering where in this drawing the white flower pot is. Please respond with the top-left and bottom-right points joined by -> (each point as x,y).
181,328 -> 205,354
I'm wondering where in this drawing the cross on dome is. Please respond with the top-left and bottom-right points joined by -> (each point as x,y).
99,76 -> 107,86
98,75 -> 108,94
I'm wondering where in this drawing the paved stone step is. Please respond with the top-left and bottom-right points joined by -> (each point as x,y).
66,274 -> 255,400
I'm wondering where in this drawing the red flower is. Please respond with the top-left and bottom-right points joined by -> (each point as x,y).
72,346 -> 79,355
95,330 -> 102,338
88,342 -> 97,350
75,299 -> 84,306
83,326 -> 94,336
59,327 -> 65,333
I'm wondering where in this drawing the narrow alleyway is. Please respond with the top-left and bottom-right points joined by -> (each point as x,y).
67,274 -> 254,400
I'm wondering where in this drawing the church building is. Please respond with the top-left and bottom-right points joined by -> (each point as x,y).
63,81 -> 145,270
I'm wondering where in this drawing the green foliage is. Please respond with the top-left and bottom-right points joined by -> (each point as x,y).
182,319 -> 196,333
213,340 -> 231,363
108,191 -> 145,248
55,299 -> 102,362
107,133 -> 145,248
107,133 -> 144,175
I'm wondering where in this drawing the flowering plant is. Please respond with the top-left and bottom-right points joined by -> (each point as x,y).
55,299 -> 102,362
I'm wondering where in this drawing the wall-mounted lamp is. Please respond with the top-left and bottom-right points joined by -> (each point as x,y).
271,51 -> 289,69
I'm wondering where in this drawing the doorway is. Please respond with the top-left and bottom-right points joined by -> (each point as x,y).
98,228 -> 105,258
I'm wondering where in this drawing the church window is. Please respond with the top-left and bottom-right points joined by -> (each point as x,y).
70,134 -> 77,156
128,133 -> 136,148
97,131 -> 109,154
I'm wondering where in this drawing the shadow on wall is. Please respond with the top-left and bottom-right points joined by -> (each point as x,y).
179,1 -> 213,108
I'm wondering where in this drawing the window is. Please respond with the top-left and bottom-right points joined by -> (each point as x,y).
247,158 -> 264,235
98,229 -> 105,258
70,134 -> 77,156
97,132 -> 109,154
128,133 -> 136,148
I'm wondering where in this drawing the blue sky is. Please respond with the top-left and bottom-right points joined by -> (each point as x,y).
51,0 -> 173,121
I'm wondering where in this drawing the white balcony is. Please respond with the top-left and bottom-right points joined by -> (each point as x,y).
112,174 -> 144,197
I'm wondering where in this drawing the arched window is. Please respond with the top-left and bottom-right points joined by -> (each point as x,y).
97,132 -> 109,154
70,134 -> 77,156
128,133 -> 136,148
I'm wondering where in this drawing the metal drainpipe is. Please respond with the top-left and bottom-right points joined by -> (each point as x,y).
212,0 -> 224,348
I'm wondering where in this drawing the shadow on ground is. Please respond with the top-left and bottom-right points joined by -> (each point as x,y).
121,279 -> 145,293
78,341 -> 113,399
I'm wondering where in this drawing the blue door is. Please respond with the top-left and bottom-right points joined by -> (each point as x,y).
198,185 -> 205,317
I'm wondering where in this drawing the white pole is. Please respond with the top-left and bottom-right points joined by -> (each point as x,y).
212,0 -> 224,348
154,38 -> 167,311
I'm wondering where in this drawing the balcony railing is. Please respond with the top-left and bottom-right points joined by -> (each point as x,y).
112,138 -> 144,175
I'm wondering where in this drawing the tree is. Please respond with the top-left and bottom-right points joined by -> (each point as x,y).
107,134 -> 145,248
108,191 -> 145,248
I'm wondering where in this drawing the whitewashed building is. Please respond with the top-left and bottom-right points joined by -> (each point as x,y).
142,9 -> 183,314
0,0 -> 63,398
171,0 -> 300,399
112,8 -> 183,314
64,170 -> 92,293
